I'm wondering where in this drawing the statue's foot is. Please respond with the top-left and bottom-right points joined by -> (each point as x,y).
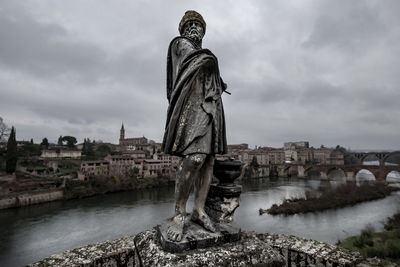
167,214 -> 185,242
191,210 -> 216,233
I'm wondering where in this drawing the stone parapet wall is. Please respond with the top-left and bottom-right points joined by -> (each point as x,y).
258,233 -> 384,267
30,230 -> 388,267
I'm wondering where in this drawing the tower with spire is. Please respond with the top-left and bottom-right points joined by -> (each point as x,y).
120,123 -> 125,143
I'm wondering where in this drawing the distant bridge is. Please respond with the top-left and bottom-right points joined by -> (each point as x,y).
347,151 -> 399,167
266,151 -> 400,181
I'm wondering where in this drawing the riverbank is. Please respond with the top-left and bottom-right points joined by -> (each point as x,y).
63,174 -> 173,200
260,182 -> 400,215
339,212 -> 400,265
0,174 -> 174,209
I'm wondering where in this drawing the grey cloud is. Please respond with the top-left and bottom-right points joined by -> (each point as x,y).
303,1 -> 386,52
0,0 -> 399,150
110,45 -> 165,91
234,80 -> 294,105
0,5 -> 107,79
300,81 -> 342,101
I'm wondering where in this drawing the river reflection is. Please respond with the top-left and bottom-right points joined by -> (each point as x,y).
0,178 -> 399,267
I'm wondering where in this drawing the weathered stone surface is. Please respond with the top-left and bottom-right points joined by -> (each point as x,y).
136,229 -> 285,266
30,230 -> 395,267
205,183 -> 242,223
157,217 -> 241,253
29,235 -> 136,267
259,233 -> 389,267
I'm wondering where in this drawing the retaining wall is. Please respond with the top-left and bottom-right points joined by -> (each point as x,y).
0,189 -> 64,209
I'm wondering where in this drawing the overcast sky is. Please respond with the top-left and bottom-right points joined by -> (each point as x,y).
0,0 -> 399,150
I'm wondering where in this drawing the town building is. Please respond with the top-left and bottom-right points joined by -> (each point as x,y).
80,160 -> 109,179
228,144 -> 249,153
118,124 -> 154,156
105,154 -> 141,176
283,141 -> 310,163
142,159 -> 172,178
40,149 -> 82,159
234,147 -> 285,165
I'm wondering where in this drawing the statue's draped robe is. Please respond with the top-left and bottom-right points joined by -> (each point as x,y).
162,37 -> 227,156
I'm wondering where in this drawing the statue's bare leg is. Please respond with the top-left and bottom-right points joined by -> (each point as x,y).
191,155 -> 216,232
167,154 -> 206,241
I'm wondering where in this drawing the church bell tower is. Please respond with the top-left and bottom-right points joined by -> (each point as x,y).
120,123 -> 125,143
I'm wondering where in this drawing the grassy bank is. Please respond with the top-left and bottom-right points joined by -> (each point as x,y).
339,213 -> 400,265
260,182 -> 399,215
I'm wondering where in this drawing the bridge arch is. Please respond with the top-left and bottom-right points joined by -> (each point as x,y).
305,167 -> 321,179
283,165 -> 298,177
355,169 -> 376,184
327,167 -> 346,178
384,151 -> 400,166
361,154 -> 380,166
327,167 -> 346,187
327,167 -> 346,180
386,171 -> 400,183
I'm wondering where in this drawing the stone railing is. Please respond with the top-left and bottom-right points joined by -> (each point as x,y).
258,233 -> 383,267
29,230 -> 387,267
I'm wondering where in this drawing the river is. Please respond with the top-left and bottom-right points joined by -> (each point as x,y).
1,177 -> 399,267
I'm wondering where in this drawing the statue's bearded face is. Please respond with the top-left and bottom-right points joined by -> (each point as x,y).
182,20 -> 204,43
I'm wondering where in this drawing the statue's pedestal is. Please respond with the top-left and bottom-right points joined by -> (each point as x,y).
157,159 -> 244,253
156,216 -> 240,253
205,183 -> 242,223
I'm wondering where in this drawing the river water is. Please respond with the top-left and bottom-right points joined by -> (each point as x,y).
1,177 -> 399,267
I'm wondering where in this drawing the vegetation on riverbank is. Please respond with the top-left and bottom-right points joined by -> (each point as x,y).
338,213 -> 400,265
260,182 -> 399,215
64,174 -> 173,199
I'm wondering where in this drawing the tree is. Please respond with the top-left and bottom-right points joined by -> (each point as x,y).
0,117 -> 10,142
334,145 -> 347,154
19,141 -> 41,157
82,138 -> 94,156
250,155 -> 259,169
58,136 -> 63,146
61,136 -> 77,148
129,167 -> 140,178
6,126 -> 17,173
30,138 -> 34,144
40,138 -> 49,149
96,143 -> 111,156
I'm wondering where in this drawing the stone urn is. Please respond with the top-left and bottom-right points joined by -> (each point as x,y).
205,158 -> 244,224
213,158 -> 243,186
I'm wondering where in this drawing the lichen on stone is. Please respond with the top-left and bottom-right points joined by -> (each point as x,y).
29,230 -> 390,267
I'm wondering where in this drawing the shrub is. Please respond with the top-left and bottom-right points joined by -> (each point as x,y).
395,230 -> 400,239
365,246 -> 385,258
354,229 -> 374,248
386,240 -> 400,259
385,213 -> 400,231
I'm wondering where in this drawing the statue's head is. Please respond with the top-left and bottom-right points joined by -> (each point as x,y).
179,10 -> 206,43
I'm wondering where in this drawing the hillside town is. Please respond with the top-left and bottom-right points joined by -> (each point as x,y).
0,124 -> 345,182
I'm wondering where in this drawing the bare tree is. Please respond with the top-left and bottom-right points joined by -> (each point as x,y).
0,117 -> 10,142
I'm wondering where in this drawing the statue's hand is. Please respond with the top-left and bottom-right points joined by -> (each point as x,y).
220,77 -> 231,95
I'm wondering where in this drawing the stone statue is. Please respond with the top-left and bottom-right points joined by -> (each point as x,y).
161,10 -> 228,242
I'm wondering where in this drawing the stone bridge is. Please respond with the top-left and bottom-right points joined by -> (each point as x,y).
264,151 -> 400,181
277,151 -> 400,181
266,164 -> 400,181
296,164 -> 400,181
348,151 -> 399,167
